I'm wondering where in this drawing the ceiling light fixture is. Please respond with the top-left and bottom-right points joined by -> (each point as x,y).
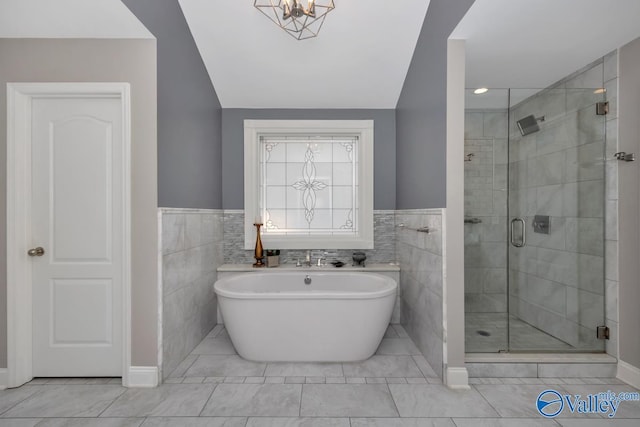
473,87 -> 489,94
254,0 -> 335,40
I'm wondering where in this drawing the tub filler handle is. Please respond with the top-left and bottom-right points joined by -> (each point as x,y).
304,275 -> 312,285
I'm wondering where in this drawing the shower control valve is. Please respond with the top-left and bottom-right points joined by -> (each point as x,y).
614,152 -> 635,162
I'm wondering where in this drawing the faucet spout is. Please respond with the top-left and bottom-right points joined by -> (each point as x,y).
317,251 -> 328,267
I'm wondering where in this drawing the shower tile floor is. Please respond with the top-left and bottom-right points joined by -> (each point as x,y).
2,324 -> 639,426
466,313 -> 574,353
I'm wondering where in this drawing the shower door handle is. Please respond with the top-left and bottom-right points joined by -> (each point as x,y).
510,218 -> 526,248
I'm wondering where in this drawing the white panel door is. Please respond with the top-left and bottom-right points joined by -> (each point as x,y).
31,96 -> 123,377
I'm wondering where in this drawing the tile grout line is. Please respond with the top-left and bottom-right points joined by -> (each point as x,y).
170,354 -> 199,379
298,383 -> 304,417
0,386 -> 46,417
95,386 -> 128,418
197,382 -> 219,417
210,325 -> 223,339
385,383 -> 402,418
471,384 -> 503,418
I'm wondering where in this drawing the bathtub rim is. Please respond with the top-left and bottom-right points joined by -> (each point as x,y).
214,271 -> 397,300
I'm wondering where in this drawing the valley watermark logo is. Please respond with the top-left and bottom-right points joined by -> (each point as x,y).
536,389 -> 640,418
537,389 -> 564,417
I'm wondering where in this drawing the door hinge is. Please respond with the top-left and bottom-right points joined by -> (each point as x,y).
596,101 -> 609,115
596,325 -> 610,340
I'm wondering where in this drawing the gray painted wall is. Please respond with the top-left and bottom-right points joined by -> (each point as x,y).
0,38 -> 158,367
395,0 -> 476,209
618,37 -> 640,369
122,0 -> 223,209
221,109 -> 396,210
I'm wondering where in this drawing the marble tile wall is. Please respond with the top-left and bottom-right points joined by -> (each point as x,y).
395,209 -> 444,378
467,361 -> 617,378
223,210 -> 396,265
507,53 -> 616,351
160,208 -> 224,379
464,111 -> 508,314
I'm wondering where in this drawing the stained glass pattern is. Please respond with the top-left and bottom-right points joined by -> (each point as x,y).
259,135 -> 358,236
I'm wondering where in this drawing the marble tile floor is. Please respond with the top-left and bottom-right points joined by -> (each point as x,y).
166,324 -> 438,383
2,324 -> 638,426
466,313 -> 574,353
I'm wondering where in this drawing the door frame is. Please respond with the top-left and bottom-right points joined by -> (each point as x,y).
6,82 -> 132,388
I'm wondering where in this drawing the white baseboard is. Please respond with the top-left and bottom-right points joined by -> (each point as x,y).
126,366 -> 159,388
0,367 -> 160,389
617,360 -> 640,389
445,367 -> 470,390
0,368 -> 7,390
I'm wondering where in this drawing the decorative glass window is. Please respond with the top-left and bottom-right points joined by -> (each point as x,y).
244,120 -> 374,249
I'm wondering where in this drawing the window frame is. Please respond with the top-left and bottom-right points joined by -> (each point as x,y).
243,119 -> 374,250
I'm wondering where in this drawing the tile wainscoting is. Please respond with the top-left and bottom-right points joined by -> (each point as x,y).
223,210 -> 396,265
159,207 -> 451,382
159,208 -> 462,384
396,209 -> 445,378
159,208 -> 224,379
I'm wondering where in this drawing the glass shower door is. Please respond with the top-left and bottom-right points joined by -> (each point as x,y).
507,87 -> 607,352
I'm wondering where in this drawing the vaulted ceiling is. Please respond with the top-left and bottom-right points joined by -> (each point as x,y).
178,0 -> 432,108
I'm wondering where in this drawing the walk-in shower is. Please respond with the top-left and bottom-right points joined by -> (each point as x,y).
464,60 -> 610,354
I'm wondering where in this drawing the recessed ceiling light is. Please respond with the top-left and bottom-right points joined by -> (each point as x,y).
474,87 -> 489,95
593,88 -> 606,94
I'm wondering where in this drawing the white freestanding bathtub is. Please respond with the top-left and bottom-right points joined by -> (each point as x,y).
214,271 -> 397,362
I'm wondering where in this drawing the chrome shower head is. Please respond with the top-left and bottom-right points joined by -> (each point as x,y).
517,115 -> 545,136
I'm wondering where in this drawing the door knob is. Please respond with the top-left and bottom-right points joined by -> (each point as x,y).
27,247 -> 45,257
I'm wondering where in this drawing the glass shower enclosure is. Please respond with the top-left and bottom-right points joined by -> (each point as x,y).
464,83 -> 607,353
